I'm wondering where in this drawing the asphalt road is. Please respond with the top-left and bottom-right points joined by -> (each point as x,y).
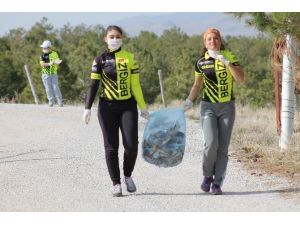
0,103 -> 299,211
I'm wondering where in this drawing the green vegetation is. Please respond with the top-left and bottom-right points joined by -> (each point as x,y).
0,15 -> 289,107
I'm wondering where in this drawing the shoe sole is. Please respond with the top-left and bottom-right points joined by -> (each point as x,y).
211,185 -> 222,195
201,184 -> 211,192
112,192 -> 122,197
127,188 -> 136,193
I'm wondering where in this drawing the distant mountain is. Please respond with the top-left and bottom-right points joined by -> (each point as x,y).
111,12 -> 259,37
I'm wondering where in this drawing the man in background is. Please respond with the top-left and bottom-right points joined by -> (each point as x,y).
39,40 -> 63,107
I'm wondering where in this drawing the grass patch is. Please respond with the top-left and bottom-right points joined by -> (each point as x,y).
230,105 -> 300,185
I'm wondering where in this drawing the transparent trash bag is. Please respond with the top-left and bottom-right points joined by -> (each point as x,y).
142,108 -> 186,167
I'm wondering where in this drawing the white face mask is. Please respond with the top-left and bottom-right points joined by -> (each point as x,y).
42,49 -> 50,54
207,49 -> 220,59
107,39 -> 122,51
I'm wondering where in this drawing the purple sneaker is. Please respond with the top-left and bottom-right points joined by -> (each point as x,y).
201,176 -> 213,192
211,184 -> 222,195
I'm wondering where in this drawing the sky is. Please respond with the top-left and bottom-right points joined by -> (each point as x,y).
0,0 -> 297,37
1,0 -> 297,12
0,12 -> 164,36
0,12 -> 261,37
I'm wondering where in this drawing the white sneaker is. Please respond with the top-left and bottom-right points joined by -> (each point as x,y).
111,184 -> 122,197
125,176 -> 137,193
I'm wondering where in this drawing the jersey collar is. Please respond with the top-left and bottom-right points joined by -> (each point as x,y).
204,50 -> 224,59
204,51 -> 211,60
108,47 -> 122,54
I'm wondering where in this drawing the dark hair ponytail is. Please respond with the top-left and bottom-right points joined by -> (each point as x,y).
105,25 -> 123,36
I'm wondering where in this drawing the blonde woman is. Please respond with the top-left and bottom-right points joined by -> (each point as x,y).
184,28 -> 245,194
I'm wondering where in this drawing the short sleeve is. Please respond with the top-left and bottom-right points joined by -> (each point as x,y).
194,60 -> 204,77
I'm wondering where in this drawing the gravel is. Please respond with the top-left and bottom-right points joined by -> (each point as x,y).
0,103 -> 299,211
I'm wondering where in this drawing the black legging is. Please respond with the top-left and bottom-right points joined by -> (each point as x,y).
97,98 -> 138,184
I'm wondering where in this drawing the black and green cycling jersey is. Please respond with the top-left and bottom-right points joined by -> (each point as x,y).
195,50 -> 240,103
88,48 -> 146,110
39,50 -> 60,75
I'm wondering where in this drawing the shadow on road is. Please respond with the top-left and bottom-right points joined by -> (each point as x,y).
224,188 -> 300,195
134,192 -> 207,196
134,188 -> 300,196
0,149 -> 80,164
0,149 -> 47,161
0,156 -> 79,164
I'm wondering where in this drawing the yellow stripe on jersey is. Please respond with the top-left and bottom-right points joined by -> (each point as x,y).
91,73 -> 101,80
101,72 -> 118,95
195,71 -> 203,77
104,88 -> 114,100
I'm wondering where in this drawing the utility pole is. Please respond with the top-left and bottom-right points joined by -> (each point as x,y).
158,69 -> 167,108
24,64 -> 39,104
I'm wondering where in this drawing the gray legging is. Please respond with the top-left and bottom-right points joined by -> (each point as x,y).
42,74 -> 63,105
200,100 -> 235,186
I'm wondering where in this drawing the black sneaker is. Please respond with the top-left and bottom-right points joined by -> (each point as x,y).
201,176 -> 213,192
211,184 -> 223,195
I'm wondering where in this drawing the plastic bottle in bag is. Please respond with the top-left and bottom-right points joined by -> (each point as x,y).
142,108 -> 186,167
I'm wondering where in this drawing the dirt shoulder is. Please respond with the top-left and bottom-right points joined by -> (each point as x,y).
230,145 -> 300,204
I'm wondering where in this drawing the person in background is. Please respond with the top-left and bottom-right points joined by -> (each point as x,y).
39,40 -> 63,107
183,28 -> 245,195
82,25 -> 149,197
